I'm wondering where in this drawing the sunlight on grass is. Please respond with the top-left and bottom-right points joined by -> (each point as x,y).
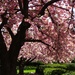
17,70 -> 19,74
17,69 -> 36,74
24,70 -> 36,73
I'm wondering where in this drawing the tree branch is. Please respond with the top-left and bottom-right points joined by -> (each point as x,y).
0,32 -> 7,58
18,0 -> 29,18
23,0 -> 28,18
52,5 -> 70,12
47,8 -> 56,25
38,0 -> 60,16
16,19 -> 31,40
6,27 -> 14,39
0,10 -> 8,30
18,0 -> 23,12
25,39 -> 56,50
8,20 -> 31,62
71,4 -> 74,19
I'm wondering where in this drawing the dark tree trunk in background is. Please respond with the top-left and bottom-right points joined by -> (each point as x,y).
19,66 -> 24,75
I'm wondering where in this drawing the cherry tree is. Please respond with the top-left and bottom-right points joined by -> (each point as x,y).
0,0 -> 31,75
0,0 -> 75,75
19,0 -> 75,63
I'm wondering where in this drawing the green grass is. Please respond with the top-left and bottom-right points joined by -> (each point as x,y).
24,69 -> 36,73
17,69 -> 36,74
62,71 -> 75,75
17,70 -> 19,74
17,63 -> 75,75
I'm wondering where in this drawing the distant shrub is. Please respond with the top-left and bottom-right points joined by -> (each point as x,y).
36,61 -> 45,64
35,64 -> 67,75
44,68 -> 55,75
62,71 -> 75,75
36,63 -> 67,69
71,58 -> 75,63
24,66 -> 36,70
66,63 -> 75,71
36,65 -> 44,75
44,68 -> 66,75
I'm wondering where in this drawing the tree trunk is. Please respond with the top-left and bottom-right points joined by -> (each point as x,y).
1,64 -> 10,75
19,66 -> 24,75
1,63 -> 17,75
10,66 -> 17,75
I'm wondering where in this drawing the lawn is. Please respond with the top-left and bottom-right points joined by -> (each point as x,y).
17,63 -> 75,75
17,69 -> 36,74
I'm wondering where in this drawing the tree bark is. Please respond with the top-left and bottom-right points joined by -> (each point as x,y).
0,0 -> 30,75
1,62 -> 17,75
19,66 -> 24,75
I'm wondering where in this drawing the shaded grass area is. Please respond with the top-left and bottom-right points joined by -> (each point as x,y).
62,71 -> 75,75
17,63 -> 75,75
36,63 -> 75,75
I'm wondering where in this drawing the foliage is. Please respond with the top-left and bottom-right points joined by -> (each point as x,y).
62,71 -> 75,75
36,63 -> 67,75
17,69 -> 35,74
0,0 -> 75,64
36,63 -> 75,75
34,61 -> 45,65
71,58 -> 75,63
16,63 -> 75,75
36,63 -> 67,70
44,68 -> 66,75
24,66 -> 36,70
0,0 -> 75,75
66,63 -> 75,71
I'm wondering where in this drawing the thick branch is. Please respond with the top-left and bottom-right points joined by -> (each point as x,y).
17,20 -> 31,40
25,39 -> 56,50
6,27 -> 14,39
23,0 -> 28,18
38,0 -> 60,16
0,11 -> 8,30
18,0 -> 23,12
25,39 -> 49,46
18,0 -> 28,18
9,20 -> 31,64
0,32 -> 7,60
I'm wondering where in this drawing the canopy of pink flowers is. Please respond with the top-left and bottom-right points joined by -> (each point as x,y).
0,0 -> 75,63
